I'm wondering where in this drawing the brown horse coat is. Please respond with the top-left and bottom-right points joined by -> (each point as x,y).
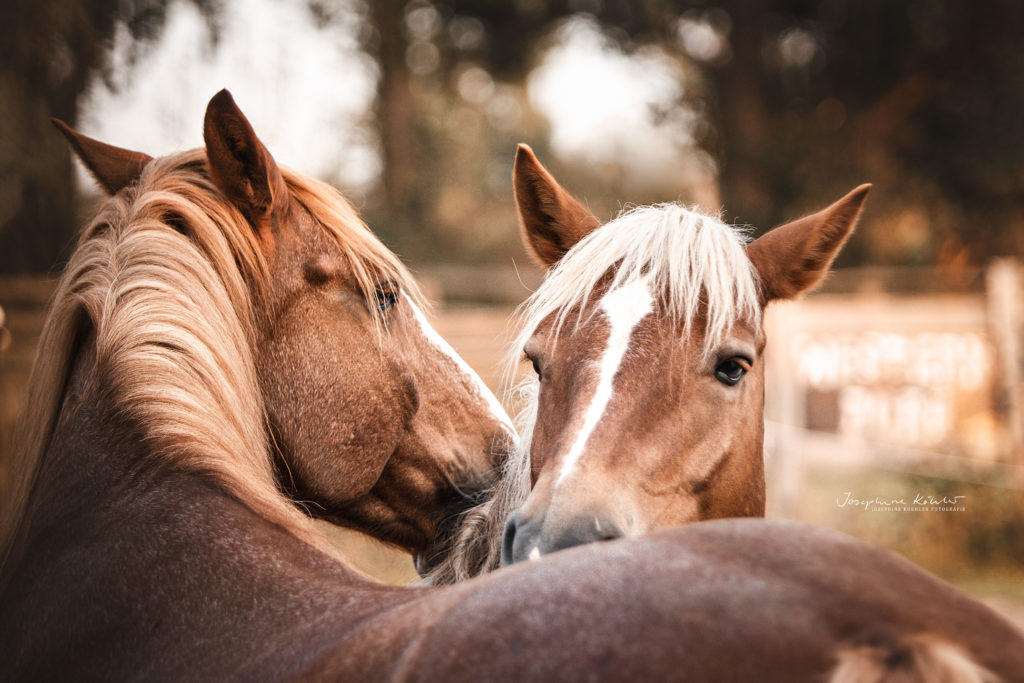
4,405 -> 1022,681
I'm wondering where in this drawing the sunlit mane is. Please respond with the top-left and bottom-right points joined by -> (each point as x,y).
0,149 -> 420,564
422,203 -> 761,584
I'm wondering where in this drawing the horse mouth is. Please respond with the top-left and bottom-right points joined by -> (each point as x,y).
412,512 -> 459,577
412,551 -> 435,576
413,477 -> 493,578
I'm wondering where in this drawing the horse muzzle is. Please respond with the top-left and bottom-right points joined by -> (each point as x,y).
501,509 -> 624,565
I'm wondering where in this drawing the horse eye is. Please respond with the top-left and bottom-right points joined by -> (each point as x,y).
714,358 -> 748,386
374,281 -> 399,312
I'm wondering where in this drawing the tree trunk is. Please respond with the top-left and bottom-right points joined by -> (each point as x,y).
370,0 -> 423,240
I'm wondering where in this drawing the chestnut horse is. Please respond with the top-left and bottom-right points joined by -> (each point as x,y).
411,146 -> 1023,681
0,90 -> 515,675
2,94 -> 1021,681
500,146 -> 869,563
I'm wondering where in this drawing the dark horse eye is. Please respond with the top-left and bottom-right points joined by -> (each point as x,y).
714,359 -> 748,386
374,281 -> 399,312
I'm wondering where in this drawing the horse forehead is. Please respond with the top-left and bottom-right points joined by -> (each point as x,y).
264,211 -> 332,278
278,220 -> 381,295
533,278 -> 660,347
553,279 -> 655,486
598,278 -> 654,327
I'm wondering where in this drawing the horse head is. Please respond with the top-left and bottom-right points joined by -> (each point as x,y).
501,144 -> 868,564
46,91 -> 514,574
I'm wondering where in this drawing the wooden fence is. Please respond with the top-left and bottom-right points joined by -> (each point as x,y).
763,260 -> 1024,516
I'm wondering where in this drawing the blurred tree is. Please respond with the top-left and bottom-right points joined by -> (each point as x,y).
360,0 -> 1023,265
356,0 -> 678,259
0,0 -> 218,274
587,0 -> 1023,265
3,1 -> 1021,272
358,0 -> 561,257
690,0 -> 1024,265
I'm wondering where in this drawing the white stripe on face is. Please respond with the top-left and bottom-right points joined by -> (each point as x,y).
405,296 -> 517,438
555,278 -> 654,486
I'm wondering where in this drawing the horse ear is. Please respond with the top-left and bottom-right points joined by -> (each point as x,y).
51,119 -> 152,195
203,89 -> 288,227
513,144 -> 600,268
746,184 -> 871,303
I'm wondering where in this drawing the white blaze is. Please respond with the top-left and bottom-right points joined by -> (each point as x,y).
405,296 -> 517,438
556,278 -> 654,486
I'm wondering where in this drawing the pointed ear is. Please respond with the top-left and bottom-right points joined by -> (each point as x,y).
202,89 -> 288,226
747,184 -> 871,303
513,144 -> 600,268
51,119 -> 152,195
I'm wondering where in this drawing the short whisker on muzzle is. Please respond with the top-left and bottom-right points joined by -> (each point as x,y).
489,431 -> 518,459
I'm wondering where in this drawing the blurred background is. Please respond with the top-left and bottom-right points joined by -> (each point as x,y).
0,0 -> 1021,611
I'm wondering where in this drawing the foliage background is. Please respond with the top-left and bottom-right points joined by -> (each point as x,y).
1,0 -> 1022,275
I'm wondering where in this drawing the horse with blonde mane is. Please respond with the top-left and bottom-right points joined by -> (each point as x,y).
2,92 -> 1022,681
411,146 -> 1024,681
422,144 -> 864,579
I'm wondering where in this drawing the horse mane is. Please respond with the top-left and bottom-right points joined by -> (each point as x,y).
513,203 -> 761,364
422,203 -> 761,583
0,148 -> 421,566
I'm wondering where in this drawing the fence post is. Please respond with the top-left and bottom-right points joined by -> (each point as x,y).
986,258 -> 1023,465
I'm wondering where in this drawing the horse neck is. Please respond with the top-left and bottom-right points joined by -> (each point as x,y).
0,338 -> 413,678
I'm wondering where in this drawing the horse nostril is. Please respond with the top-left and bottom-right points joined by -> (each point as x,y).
503,512 -> 622,565
595,517 -> 623,542
501,513 -> 520,567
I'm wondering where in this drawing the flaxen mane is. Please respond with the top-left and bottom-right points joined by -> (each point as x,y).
423,203 -> 761,583
0,149 -> 421,567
